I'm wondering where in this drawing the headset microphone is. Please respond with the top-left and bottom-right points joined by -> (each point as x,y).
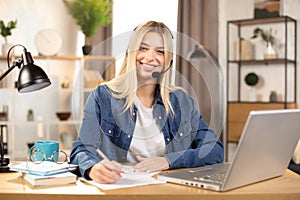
152,60 -> 173,78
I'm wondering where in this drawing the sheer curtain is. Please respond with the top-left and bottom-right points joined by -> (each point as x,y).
88,23 -> 115,80
90,25 -> 112,55
176,0 -> 219,125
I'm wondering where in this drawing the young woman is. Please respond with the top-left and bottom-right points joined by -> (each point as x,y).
70,21 -> 224,184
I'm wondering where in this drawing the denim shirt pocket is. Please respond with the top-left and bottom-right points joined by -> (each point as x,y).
171,122 -> 192,142
100,119 -> 121,138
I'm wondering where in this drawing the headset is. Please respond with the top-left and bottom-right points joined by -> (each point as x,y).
151,59 -> 173,78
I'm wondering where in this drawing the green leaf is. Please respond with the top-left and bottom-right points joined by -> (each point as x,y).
0,19 -> 17,39
251,27 -> 275,45
63,0 -> 113,38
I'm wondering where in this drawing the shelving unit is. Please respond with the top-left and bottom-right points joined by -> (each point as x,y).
226,16 -> 297,143
0,55 -> 115,160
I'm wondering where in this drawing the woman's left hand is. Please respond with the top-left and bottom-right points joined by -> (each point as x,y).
133,156 -> 170,172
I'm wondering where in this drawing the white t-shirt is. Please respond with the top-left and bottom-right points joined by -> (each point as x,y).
127,95 -> 166,163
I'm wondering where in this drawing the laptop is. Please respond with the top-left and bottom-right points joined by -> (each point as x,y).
158,109 -> 300,191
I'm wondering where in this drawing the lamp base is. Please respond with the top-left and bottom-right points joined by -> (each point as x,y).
0,165 -> 10,172
0,157 -> 10,172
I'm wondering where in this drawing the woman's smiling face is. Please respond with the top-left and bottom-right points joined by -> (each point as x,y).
136,31 -> 165,80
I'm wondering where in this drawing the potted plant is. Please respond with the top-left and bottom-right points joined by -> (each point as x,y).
251,27 -> 277,59
269,90 -> 278,102
63,0 -> 113,55
27,109 -> 34,121
0,19 -> 17,55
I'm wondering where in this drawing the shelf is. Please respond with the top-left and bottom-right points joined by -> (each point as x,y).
228,101 -> 297,106
0,55 -> 79,61
228,58 -> 296,65
228,15 -> 296,26
0,55 -> 115,61
83,55 -> 115,61
226,15 -> 297,148
0,121 -> 9,125
33,55 -> 81,60
46,120 -> 81,125
0,120 -> 81,125
34,55 -> 114,61
0,55 -> 116,161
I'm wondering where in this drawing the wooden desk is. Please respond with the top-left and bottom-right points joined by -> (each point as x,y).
0,170 -> 299,200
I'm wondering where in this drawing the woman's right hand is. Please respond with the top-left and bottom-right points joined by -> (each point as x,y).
88,160 -> 123,184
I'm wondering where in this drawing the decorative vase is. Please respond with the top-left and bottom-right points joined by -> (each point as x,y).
82,45 -> 93,55
27,110 -> 34,121
269,91 -> 278,102
264,42 -> 278,59
2,43 -> 14,56
234,39 -> 254,60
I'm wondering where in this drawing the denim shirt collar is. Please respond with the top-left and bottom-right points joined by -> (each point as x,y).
151,84 -> 164,105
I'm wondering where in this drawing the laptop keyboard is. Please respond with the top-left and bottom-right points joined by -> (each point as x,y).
194,173 -> 226,184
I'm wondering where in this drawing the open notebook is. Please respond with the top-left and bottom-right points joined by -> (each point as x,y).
9,161 -> 77,176
158,109 -> 300,191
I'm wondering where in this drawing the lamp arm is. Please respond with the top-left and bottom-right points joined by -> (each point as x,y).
0,58 -> 23,82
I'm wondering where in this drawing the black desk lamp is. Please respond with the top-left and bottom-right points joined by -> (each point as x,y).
0,44 -> 51,172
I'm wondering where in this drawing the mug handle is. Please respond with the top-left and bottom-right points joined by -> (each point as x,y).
29,145 -> 36,156
51,150 -> 68,164
29,145 -> 46,163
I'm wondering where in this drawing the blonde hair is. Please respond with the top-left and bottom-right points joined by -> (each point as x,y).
104,21 -> 177,114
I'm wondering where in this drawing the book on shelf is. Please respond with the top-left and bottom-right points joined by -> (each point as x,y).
9,161 -> 78,176
20,171 -> 77,187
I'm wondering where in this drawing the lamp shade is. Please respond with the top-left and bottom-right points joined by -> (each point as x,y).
17,63 -> 51,93
187,45 -> 206,60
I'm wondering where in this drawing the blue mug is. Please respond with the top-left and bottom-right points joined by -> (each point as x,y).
29,141 -> 59,162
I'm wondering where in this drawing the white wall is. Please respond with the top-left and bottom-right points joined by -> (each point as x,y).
219,0 -> 300,106
112,0 -> 178,72
113,0 -> 178,35
0,0 -> 79,56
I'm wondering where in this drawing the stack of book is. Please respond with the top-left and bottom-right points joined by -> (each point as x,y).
9,161 -> 78,187
20,171 -> 77,187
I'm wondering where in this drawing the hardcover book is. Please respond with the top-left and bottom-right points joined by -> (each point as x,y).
20,171 -> 77,187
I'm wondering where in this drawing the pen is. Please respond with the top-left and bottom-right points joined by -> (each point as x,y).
96,148 -> 123,175
96,148 -> 109,161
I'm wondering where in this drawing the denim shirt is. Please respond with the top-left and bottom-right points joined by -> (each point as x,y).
70,85 -> 224,178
